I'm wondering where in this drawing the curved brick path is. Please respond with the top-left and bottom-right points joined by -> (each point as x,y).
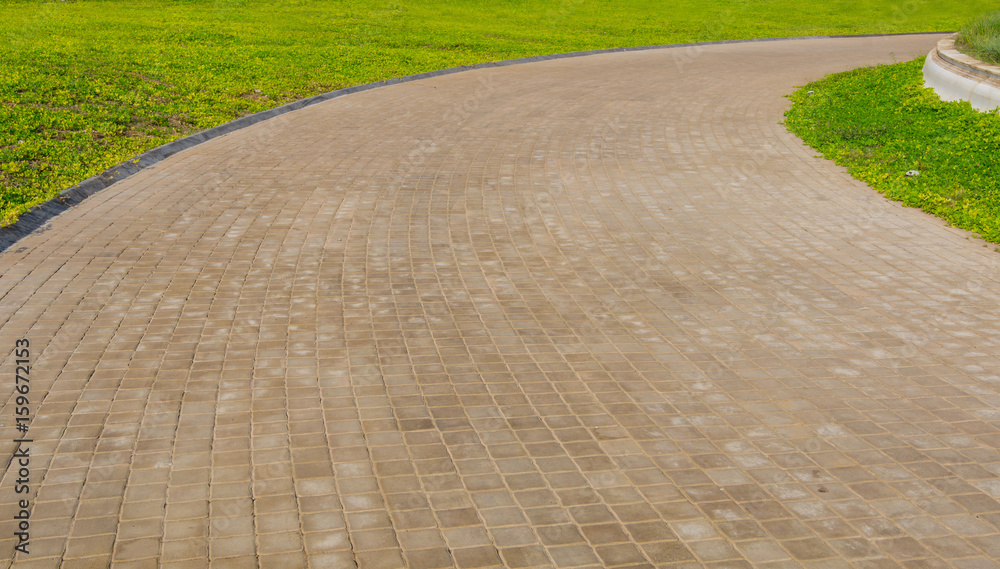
3,34 -> 1000,569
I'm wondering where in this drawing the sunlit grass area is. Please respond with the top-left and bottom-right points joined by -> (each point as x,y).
1,0 -> 995,225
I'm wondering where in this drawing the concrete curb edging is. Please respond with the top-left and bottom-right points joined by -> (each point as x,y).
0,31 -> 950,253
923,34 -> 1000,112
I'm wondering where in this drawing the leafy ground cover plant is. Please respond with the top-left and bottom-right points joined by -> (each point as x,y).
784,58 -> 1000,243
1,0 -> 997,225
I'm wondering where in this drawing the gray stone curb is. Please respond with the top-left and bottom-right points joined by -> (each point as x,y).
0,31 -> 950,252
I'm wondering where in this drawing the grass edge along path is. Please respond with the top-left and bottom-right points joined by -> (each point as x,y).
1,0 -> 997,227
783,56 -> 1000,245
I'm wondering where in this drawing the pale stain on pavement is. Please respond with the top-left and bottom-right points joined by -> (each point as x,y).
2,34 -> 1000,569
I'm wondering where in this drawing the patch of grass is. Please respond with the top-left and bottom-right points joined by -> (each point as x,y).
1,0 -> 997,226
957,9 -> 1000,65
784,57 -> 1000,243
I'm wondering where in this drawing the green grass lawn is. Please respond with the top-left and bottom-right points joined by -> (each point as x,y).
1,0 -> 997,226
784,58 -> 1000,244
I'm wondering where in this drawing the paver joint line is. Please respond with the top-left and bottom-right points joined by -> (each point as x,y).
0,31 -> 951,252
2,33 -> 999,569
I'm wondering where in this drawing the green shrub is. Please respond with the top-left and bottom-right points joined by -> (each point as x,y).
957,9 -> 1000,65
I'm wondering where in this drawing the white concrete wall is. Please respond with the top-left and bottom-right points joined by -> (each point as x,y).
923,37 -> 1000,113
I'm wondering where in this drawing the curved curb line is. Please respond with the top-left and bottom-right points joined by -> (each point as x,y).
0,31 -> 950,253
923,34 -> 1000,112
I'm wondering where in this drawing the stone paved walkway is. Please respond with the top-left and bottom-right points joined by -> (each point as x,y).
3,34 -> 1000,569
